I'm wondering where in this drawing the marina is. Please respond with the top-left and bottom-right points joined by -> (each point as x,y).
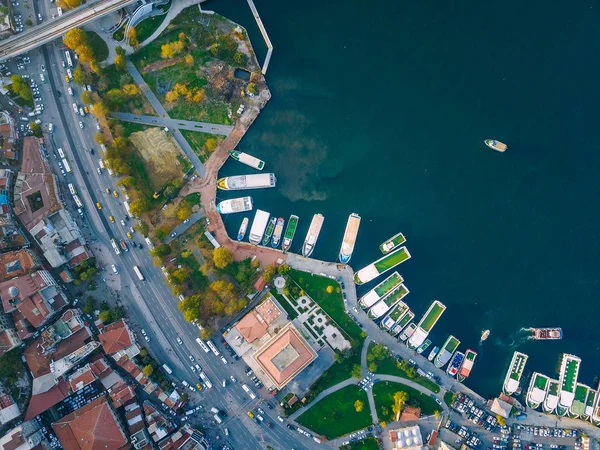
390,309 -> 414,336
358,272 -> 404,309
379,232 -> 406,254
338,213 -> 361,263
354,246 -> 412,285
556,354 -> 581,416
399,323 -> 417,342
261,217 -> 277,246
416,339 -> 431,355
302,214 -> 324,258
502,351 -> 528,396
367,283 -> 409,320
457,349 -> 477,382
281,215 -> 298,253
447,351 -> 465,377
248,210 -> 270,245
237,217 -> 249,241
217,173 -> 276,190
228,150 -> 265,170
216,196 -> 253,214
434,335 -> 460,368
271,217 -> 285,248
526,372 -> 550,409
543,379 -> 561,414
380,301 -> 409,333
407,300 -> 446,349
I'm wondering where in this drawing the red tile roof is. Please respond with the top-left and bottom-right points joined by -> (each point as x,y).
52,396 -> 129,450
235,311 -> 268,343
99,320 -> 133,355
0,330 -> 17,356
400,406 -> 421,422
25,380 -> 70,420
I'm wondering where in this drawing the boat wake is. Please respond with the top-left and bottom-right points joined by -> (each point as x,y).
492,328 -> 533,348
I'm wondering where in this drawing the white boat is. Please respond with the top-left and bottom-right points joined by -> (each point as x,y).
229,150 -> 265,170
338,213 -> 361,263
248,210 -> 270,245
217,173 -> 276,190
302,214 -> 324,258
217,196 -> 253,214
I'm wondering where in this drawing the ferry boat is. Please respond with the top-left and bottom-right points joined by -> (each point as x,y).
570,383 -> 589,418
281,215 -> 298,253
216,196 -> 253,214
302,214 -> 324,258
271,217 -> 285,248
526,372 -> 550,410
217,173 -> 276,190
480,330 -> 490,342
399,323 -> 417,342
339,213 -> 361,263
447,351 -> 465,377
391,309 -> 414,336
261,217 -> 276,246
407,300 -> 446,350
379,232 -> 406,254
237,217 -> 249,241
434,335 -> 460,368
457,349 -> 477,382
248,210 -> 270,245
502,351 -> 528,396
556,354 -> 581,416
585,388 -> 597,421
543,379 -> 561,414
358,272 -> 403,309
368,284 -> 409,320
416,339 -> 432,355
380,301 -> 409,332
428,346 -> 439,362
532,327 -> 563,340
354,246 -> 412,285
484,139 -> 507,153
229,150 -> 265,170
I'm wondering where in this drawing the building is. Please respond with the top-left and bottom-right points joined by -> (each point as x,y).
0,392 -> 20,425
399,406 -> 421,422
143,401 -> 174,443
157,424 -> 208,450
0,168 -> 27,251
52,396 -> 129,450
68,357 -> 111,393
99,319 -> 140,361
0,112 -> 16,159
124,403 -> 151,450
225,295 -> 317,391
388,424 -> 426,450
0,310 -> 21,356
489,397 -> 512,419
0,420 -> 47,450
0,249 -> 41,282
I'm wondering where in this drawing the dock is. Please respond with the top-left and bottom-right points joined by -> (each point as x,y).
246,0 -> 273,74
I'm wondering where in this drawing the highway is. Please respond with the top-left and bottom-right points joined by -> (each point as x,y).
21,21 -> 323,450
0,0 -> 138,61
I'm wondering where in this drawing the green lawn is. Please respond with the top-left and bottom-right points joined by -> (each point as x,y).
341,437 -> 379,450
135,1 -> 172,43
270,289 -> 298,320
169,98 -> 231,125
444,391 -> 455,407
87,31 -> 109,62
179,130 -> 224,162
296,385 -> 372,439
373,380 -> 440,422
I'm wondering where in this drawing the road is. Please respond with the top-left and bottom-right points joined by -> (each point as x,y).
0,0 -> 138,61
164,212 -> 205,244
110,111 -> 234,135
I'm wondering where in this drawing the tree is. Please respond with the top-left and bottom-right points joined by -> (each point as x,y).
150,244 -> 171,257
434,410 -> 440,419
200,328 -> 213,340
368,362 -> 377,373
142,364 -> 154,377
247,82 -> 257,95
82,296 -> 95,314
98,309 -> 111,322
496,414 -> 506,426
91,101 -> 108,121
9,75 -> 32,101
380,421 -> 387,429
209,43 -> 219,56
170,268 -> 188,284
165,90 -> 178,103
205,138 -> 218,151
392,391 -> 408,421
127,28 -> 139,47
326,285 -> 334,294
94,132 -> 106,144
351,364 -> 362,379
77,45 -> 95,64
63,28 -> 88,50
177,203 -> 192,220
191,89 -> 205,103
130,197 -> 150,216
115,46 -> 126,57
58,0 -> 82,9
233,52 -> 247,66
29,122 -> 42,137
122,84 -> 139,96
81,91 -> 93,104
135,221 -> 149,236
104,88 -> 128,109
354,399 -> 364,412
25,18 -> 32,26
161,41 -> 184,59
263,265 -> 277,282
73,66 -> 94,85
184,54 -> 194,66
115,54 -> 126,71
213,247 -> 234,269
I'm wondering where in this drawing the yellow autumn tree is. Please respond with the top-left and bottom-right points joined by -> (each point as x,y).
184,54 -> 194,66
122,84 -> 139,96
192,89 -> 205,103
165,91 -> 179,102
127,28 -> 139,48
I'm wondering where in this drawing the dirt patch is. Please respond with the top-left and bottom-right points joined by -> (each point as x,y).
143,56 -> 181,74
129,127 -> 182,189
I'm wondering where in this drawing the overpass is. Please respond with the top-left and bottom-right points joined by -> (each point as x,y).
0,0 -> 139,62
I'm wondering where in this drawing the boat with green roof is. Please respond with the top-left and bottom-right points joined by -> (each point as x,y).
391,309 -> 414,336
434,335 -> 460,368
358,272 -> 403,309
570,383 -> 589,418
380,301 -> 409,333
229,150 -> 265,170
556,353 -> 581,416
407,300 -> 446,350
379,232 -> 406,254
503,351 -> 528,395
261,217 -> 276,246
281,215 -> 298,253
526,372 -> 550,409
368,283 -> 409,320
543,379 -> 561,413
399,323 -> 417,342
354,246 -> 411,285
586,389 -> 597,422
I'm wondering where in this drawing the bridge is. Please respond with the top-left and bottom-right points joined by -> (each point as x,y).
0,0 -> 139,62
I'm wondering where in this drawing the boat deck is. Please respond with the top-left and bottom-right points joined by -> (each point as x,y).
419,301 -> 446,332
374,246 -> 411,271
380,232 -> 406,253
560,355 -> 581,394
375,272 -> 403,296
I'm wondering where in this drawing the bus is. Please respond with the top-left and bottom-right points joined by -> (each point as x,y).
57,147 -> 65,158
62,159 -> 72,173
65,50 -> 73,68
123,201 -> 133,217
72,195 -> 83,209
133,266 -> 145,281
195,338 -> 210,353
110,238 -> 121,255
67,183 -> 76,195
162,364 -> 173,375
206,340 -> 220,357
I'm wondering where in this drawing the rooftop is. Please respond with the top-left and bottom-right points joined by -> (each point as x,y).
99,319 -> 139,359
0,249 -> 39,282
389,424 -> 425,450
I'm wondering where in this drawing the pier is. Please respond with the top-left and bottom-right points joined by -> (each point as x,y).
247,0 -> 273,74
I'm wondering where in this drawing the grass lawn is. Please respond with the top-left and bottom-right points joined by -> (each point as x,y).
373,381 -> 440,422
296,385 -> 372,439
87,31 -> 109,62
180,130 -> 224,162
270,289 -> 298,319
169,98 -> 231,125
444,391 -> 455,407
135,1 -> 171,43
341,437 -> 379,450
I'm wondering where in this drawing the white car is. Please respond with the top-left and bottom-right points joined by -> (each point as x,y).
79,121 -> 84,129
72,103 -> 78,113
229,375 -> 237,383
48,123 -> 54,133
111,264 -> 118,274
68,87 -> 73,96
95,123 -> 101,130
177,337 -> 183,345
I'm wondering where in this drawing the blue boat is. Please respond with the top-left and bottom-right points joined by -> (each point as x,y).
237,218 -> 249,241
447,351 -> 465,377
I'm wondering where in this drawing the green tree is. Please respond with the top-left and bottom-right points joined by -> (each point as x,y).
73,66 -> 94,85
150,244 -> 172,258
163,185 -> 178,198
81,90 -> 93,104
9,75 -> 32,101
213,247 -> 234,269
368,361 -> 377,373
233,51 -> 248,66
103,88 -> 128,109
98,309 -> 111,322
94,132 -> 106,144
135,221 -> 149,236
82,296 -> 95,314
129,197 -> 150,216
170,268 -> 188,284
392,391 -> 408,421
247,82 -> 257,95
354,399 -> 364,412
142,364 -> 153,377
200,328 -> 213,340
351,364 -> 362,379
29,122 -> 43,137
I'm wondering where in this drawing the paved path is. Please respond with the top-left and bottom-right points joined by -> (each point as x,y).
164,211 -> 204,244
288,378 -> 358,421
246,0 -> 273,74
110,112 -> 233,135
125,59 -> 208,178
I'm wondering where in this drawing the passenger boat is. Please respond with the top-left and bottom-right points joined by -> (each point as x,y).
447,351 -> 465,377
281,215 -> 298,253
237,218 -> 249,241
302,214 -> 324,258
339,213 -> 361,263
457,349 -> 477,382
531,328 -> 563,340
261,217 -> 276,246
271,217 -> 285,248
229,150 -> 265,170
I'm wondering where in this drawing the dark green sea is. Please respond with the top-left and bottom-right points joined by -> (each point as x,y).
207,0 -> 600,397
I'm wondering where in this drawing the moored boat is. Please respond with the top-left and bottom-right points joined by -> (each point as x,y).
390,309 -> 414,336
216,196 -> 253,214
428,346 -> 439,362
457,349 -> 477,382
526,372 -> 550,410
543,379 -> 561,414
354,246 -> 411,285
271,217 -> 285,248
407,300 -> 446,350
484,139 -> 507,153
261,217 -> 276,246
416,339 -> 432,355
447,351 -> 465,377
556,353 -> 581,416
368,284 -> 409,320
399,323 -> 416,342
358,272 -> 403,309
339,213 -> 361,263
302,214 -> 324,258
281,215 -> 298,253
237,217 -> 249,241
532,327 -> 563,340
379,232 -> 406,254
434,335 -> 460,368
249,210 -> 270,245
229,150 -> 265,170
503,351 -> 529,396
217,173 -> 276,190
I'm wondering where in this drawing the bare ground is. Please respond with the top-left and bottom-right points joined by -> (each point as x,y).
129,127 -> 183,188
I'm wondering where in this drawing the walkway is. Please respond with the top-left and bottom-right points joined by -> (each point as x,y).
164,211 -> 204,244
110,112 -> 233,135
246,0 -> 273,74
138,0 -> 205,49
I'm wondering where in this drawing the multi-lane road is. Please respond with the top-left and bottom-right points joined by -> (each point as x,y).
9,6 -> 322,446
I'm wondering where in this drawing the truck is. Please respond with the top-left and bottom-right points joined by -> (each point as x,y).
133,266 -> 144,281
213,414 -> 222,424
